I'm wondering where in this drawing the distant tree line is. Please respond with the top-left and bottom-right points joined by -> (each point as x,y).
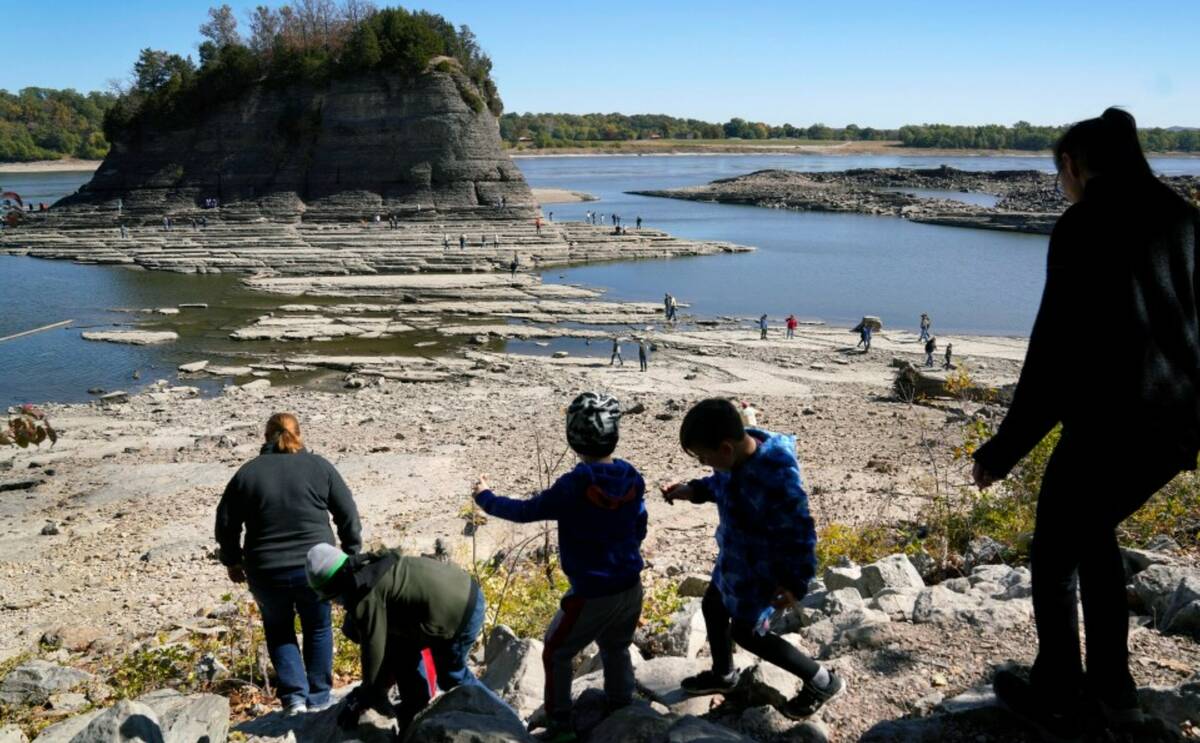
898,122 -> 1200,152
499,113 -> 898,146
501,113 -> 1200,152
0,88 -> 116,162
101,2 -> 501,145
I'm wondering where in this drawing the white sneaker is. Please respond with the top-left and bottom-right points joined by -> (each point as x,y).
284,703 -> 307,717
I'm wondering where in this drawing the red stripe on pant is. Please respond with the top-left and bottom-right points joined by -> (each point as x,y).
541,595 -> 587,719
422,648 -> 437,698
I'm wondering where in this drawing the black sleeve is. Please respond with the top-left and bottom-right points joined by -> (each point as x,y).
974,216 -> 1076,478
325,460 -> 362,555
214,475 -> 245,566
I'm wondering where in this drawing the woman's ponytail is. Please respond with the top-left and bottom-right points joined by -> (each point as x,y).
265,413 -> 304,454
1054,106 -> 1152,181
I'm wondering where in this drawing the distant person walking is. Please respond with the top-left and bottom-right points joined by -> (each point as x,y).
918,313 -> 932,342
664,293 -> 678,322
119,224 -> 127,239
610,337 -> 623,367
535,216 -> 543,235
509,252 -> 519,279
856,322 -> 872,352
548,211 -> 554,222
459,233 -> 466,250
759,314 -> 769,340
638,339 -> 649,372
786,314 -> 798,339
636,215 -> 643,230
943,343 -> 954,370
924,337 -> 937,367
215,413 -> 361,716
972,109 -> 1200,739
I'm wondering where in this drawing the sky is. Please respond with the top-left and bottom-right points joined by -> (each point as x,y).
2,0 -> 1197,128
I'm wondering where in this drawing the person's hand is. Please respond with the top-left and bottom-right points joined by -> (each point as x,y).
660,481 -> 693,505
771,588 -> 797,610
972,461 -> 998,491
473,475 -> 490,496
226,565 -> 246,584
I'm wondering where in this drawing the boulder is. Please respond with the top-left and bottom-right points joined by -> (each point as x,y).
1161,575 -> 1200,638
912,585 -> 1030,630
967,564 -> 1013,586
677,575 -> 711,598
666,715 -> 756,742
739,706 -> 828,742
964,537 -> 1004,568
481,626 -> 546,720
72,699 -> 162,743
0,726 -> 27,743
402,684 -> 533,743
0,660 -> 93,706
587,703 -> 676,743
822,588 -> 865,616
859,555 -> 924,598
41,625 -> 105,653
177,361 -> 209,373
81,331 -> 178,345
822,564 -> 863,593
636,601 -> 706,659
635,657 -> 709,708
1131,564 -> 1195,617
726,660 -> 801,708
1121,546 -> 1174,578
868,588 -> 919,620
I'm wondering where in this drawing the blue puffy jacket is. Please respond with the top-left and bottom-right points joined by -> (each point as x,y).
475,460 -> 647,598
689,429 -> 817,625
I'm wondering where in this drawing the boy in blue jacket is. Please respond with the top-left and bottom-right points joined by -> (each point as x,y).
474,392 -> 647,742
663,398 -> 844,720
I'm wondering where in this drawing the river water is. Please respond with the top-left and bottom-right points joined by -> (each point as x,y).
3,153 -> 1198,407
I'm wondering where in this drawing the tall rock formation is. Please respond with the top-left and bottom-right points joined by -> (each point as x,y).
52,65 -> 534,226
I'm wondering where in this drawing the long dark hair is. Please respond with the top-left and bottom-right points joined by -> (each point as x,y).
1053,107 -> 1153,181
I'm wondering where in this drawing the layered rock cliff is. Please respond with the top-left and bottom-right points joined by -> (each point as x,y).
51,67 -> 535,226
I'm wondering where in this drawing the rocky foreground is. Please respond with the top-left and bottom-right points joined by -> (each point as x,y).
633,167 -> 1200,235
3,297 -> 1200,741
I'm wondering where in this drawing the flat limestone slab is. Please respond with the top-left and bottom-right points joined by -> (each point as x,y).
81,330 -> 178,345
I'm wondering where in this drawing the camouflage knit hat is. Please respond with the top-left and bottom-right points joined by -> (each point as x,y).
566,392 -> 621,457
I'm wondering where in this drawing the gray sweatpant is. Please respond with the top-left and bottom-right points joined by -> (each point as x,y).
542,583 -> 643,721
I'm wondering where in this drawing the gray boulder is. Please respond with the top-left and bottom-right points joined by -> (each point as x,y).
964,536 -> 1004,568
0,660 -> 93,706
859,555 -> 924,598
868,588 -> 919,620
34,690 -> 229,743
72,700 -> 163,743
666,715 -> 756,741
726,660 -> 801,708
637,601 -> 706,659
635,657 -> 709,708
1162,575 -> 1200,638
402,685 -> 533,743
967,564 -> 1013,586
1131,564 -> 1196,617
822,564 -> 863,593
1122,546 -> 1174,578
912,585 -> 1030,630
677,575 -> 711,598
822,587 -> 865,616
481,626 -> 545,720
587,704 -> 676,743
0,726 -> 28,743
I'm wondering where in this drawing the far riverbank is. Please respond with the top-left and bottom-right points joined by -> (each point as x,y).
0,158 -> 102,174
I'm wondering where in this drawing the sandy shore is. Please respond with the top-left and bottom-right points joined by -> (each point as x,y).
531,187 -> 597,204
0,158 -> 102,174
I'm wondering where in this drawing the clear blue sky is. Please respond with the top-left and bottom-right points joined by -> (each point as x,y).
2,0 -> 1196,128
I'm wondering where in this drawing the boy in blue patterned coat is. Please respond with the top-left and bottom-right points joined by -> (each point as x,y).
663,398 -> 844,720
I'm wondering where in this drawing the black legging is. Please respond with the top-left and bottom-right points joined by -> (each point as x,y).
701,583 -> 820,681
1030,433 -> 1182,697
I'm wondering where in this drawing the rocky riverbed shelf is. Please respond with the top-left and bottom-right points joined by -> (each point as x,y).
79,330 -> 179,345
632,167 -> 1199,236
1,220 -> 752,276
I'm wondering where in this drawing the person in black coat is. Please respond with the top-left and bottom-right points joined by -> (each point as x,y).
215,413 -> 362,715
972,108 -> 1200,739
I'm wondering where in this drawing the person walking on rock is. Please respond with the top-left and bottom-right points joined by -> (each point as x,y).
919,313 -> 932,343
759,314 -> 769,340
636,215 -> 643,230
972,108 -> 1200,740
308,544 -> 485,733
473,393 -> 646,743
536,216 -> 543,235
638,339 -> 649,372
924,336 -> 937,367
509,252 -> 519,279
663,399 -> 844,719
786,314 -> 798,340
610,336 -> 623,367
459,233 -> 466,250
215,413 -> 361,717
943,342 -> 954,370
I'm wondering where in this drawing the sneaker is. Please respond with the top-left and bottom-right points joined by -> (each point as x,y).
1087,681 -> 1146,727
993,669 -> 1085,743
283,702 -> 307,717
680,669 -> 740,696
779,670 -> 845,720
